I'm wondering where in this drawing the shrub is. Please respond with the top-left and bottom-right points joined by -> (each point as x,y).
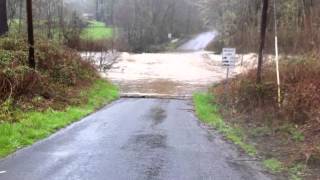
212,54 -> 320,163
0,36 -> 98,116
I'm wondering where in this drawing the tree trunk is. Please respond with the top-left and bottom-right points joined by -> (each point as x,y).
59,0 -> 64,41
110,0 -> 115,25
302,0 -> 314,48
18,0 -> 23,33
257,0 -> 269,84
26,0 -> 35,69
0,0 -> 9,36
96,0 -> 100,20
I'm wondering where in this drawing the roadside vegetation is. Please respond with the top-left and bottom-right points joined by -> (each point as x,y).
193,93 -> 256,156
0,36 -> 119,157
194,55 -> 320,179
195,1 -> 320,179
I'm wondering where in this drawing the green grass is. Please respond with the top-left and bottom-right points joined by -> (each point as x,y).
289,164 -> 305,180
81,21 -> 113,40
263,158 -> 305,178
278,124 -> 305,142
0,80 -> 119,157
263,158 -> 284,173
193,93 -> 257,156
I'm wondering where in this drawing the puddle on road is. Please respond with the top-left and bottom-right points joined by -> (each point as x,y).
149,107 -> 167,127
144,157 -> 165,180
122,133 -> 167,151
146,106 -> 167,128
133,134 -> 167,149
122,133 -> 167,180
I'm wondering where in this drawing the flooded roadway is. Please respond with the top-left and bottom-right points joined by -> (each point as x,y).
106,51 -> 225,97
0,33 -> 269,180
104,51 -> 254,97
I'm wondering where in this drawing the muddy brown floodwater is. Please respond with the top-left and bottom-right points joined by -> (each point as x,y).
102,51 -> 257,97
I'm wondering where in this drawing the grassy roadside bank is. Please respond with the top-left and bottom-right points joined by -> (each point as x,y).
193,55 -> 320,179
193,93 -> 257,156
193,92 -> 307,179
0,80 -> 118,158
193,93 -> 295,178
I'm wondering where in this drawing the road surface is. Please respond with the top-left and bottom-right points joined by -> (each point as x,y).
0,99 -> 271,180
178,32 -> 217,51
0,33 -> 269,180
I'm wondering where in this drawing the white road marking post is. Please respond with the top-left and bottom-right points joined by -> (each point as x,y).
222,48 -> 236,104
274,0 -> 281,108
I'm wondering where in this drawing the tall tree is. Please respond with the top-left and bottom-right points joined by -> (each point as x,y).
257,0 -> 269,84
26,0 -> 35,69
18,0 -> 23,32
0,0 -> 9,36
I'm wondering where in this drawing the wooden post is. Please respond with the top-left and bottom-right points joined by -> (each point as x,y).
257,0 -> 269,84
274,0 -> 281,107
0,0 -> 9,36
26,0 -> 35,69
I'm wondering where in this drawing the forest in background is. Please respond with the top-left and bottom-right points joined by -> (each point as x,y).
2,0 -> 320,53
1,0 -> 204,52
200,0 -> 320,53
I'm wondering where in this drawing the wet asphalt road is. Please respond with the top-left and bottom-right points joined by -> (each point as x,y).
178,32 -> 216,51
0,99 -> 271,180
